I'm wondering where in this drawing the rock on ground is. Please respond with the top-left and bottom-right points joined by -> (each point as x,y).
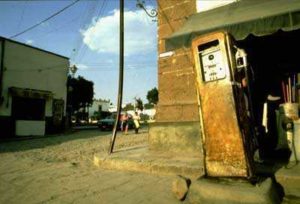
172,175 -> 191,201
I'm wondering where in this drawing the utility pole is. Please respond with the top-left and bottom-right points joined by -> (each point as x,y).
109,0 -> 124,154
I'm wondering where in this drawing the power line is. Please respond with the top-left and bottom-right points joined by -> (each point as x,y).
69,0 -> 100,60
72,0 -> 108,63
32,15 -> 82,41
16,0 -> 28,32
6,64 -> 156,73
9,0 -> 81,39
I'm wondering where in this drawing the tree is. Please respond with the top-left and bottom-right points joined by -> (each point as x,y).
67,75 -> 94,113
135,98 -> 144,111
123,103 -> 134,111
146,87 -> 158,105
144,103 -> 154,109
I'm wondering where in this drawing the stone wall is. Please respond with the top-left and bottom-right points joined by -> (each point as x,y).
149,0 -> 202,155
149,121 -> 202,156
156,0 -> 198,122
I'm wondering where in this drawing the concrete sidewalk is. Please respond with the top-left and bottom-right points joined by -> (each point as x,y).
276,163 -> 300,198
93,145 -> 204,179
93,146 -> 300,203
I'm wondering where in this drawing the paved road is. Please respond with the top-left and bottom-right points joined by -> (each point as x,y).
0,129 -> 180,204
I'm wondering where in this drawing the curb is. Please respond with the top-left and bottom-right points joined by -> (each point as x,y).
93,147 -> 204,179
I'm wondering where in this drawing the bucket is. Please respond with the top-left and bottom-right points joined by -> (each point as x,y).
294,120 -> 300,161
282,103 -> 299,120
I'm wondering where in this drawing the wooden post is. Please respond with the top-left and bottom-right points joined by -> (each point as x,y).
108,0 -> 124,154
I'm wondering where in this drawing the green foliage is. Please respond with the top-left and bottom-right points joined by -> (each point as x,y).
144,103 -> 154,109
75,111 -> 88,120
140,113 -> 149,121
135,97 -> 144,111
123,103 -> 134,111
146,87 -> 158,105
67,75 -> 94,112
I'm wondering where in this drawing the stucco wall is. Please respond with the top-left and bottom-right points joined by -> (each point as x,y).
0,40 -> 3,100
0,40 -> 69,117
89,100 -> 110,116
15,120 -> 46,136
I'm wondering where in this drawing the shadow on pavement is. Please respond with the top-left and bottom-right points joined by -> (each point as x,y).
0,127 -> 149,153
0,129 -> 108,153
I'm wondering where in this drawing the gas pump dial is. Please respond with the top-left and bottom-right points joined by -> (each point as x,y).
199,45 -> 226,82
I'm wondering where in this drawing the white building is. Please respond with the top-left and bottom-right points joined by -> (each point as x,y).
0,37 -> 69,137
108,104 -> 126,113
88,99 -> 110,118
142,108 -> 156,120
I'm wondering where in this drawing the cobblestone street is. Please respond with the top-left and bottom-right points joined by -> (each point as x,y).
0,129 -> 179,204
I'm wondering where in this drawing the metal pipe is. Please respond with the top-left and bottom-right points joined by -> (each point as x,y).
108,0 -> 124,154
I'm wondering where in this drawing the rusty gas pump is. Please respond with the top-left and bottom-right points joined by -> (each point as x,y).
191,32 -> 255,178
178,31 -> 281,203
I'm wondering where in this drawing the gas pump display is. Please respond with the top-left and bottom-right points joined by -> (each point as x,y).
199,44 -> 226,82
192,32 -> 253,178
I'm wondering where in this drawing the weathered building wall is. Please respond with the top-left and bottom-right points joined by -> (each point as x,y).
88,100 -> 110,118
0,38 -> 69,136
149,0 -> 202,155
1,40 -> 68,117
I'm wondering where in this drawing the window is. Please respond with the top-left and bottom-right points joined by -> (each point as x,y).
12,97 -> 46,120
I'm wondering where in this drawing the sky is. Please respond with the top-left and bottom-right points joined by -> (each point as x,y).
0,0 -> 158,105
0,0 -> 237,105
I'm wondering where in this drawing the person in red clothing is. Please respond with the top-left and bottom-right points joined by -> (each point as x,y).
121,112 -> 129,134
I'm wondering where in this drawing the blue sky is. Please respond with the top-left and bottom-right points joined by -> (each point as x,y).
0,0 -> 158,105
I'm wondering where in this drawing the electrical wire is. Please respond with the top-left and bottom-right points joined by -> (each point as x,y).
9,0 -> 81,39
72,0 -> 108,64
33,15 -> 82,41
16,0 -> 28,32
6,63 -> 156,73
69,0 -> 99,60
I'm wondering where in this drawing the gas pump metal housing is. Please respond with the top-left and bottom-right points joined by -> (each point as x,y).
192,32 -> 254,178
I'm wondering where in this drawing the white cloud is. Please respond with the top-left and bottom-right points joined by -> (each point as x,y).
25,39 -> 34,45
81,9 -> 157,56
75,64 -> 89,70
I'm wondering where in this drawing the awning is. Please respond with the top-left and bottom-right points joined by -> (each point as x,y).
165,0 -> 300,51
9,87 -> 53,99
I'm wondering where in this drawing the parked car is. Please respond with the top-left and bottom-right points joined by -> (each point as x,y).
98,117 -> 114,130
79,120 -> 88,125
98,114 -> 134,131
89,117 -> 99,125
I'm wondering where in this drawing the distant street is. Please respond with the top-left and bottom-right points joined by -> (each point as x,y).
0,128 -> 180,204
73,125 -> 99,130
